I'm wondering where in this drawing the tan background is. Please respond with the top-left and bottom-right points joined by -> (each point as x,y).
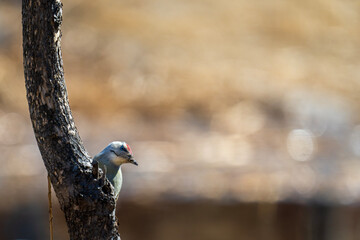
1,0 -> 360,239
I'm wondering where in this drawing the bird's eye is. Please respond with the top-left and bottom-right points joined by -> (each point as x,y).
121,145 -> 128,152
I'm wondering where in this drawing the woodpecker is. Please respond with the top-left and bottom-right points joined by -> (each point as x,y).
93,141 -> 138,199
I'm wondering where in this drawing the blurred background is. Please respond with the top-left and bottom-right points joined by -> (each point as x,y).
1,0 -> 360,239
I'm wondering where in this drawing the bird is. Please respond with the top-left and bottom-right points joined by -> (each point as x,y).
93,141 -> 138,199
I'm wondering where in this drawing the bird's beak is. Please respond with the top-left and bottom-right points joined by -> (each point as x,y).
128,156 -> 138,166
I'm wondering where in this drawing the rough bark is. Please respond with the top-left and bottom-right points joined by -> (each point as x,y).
22,0 -> 120,239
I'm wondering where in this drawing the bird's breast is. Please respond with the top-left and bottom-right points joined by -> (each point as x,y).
112,168 -> 123,198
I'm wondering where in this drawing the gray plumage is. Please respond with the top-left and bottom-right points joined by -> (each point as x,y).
93,141 -> 137,199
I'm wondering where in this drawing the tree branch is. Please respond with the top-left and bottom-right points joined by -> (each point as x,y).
22,0 -> 120,239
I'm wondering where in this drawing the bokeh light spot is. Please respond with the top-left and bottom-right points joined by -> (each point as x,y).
287,129 -> 315,162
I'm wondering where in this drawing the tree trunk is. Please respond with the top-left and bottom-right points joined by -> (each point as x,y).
22,0 -> 120,239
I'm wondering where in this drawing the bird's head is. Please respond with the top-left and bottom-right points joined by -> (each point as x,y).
106,141 -> 138,167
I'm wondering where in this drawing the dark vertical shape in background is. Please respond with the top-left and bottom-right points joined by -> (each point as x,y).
308,202 -> 330,240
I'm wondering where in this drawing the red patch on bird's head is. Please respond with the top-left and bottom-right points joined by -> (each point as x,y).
125,143 -> 133,155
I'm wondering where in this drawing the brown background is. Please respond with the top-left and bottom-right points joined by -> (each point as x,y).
1,0 -> 360,239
